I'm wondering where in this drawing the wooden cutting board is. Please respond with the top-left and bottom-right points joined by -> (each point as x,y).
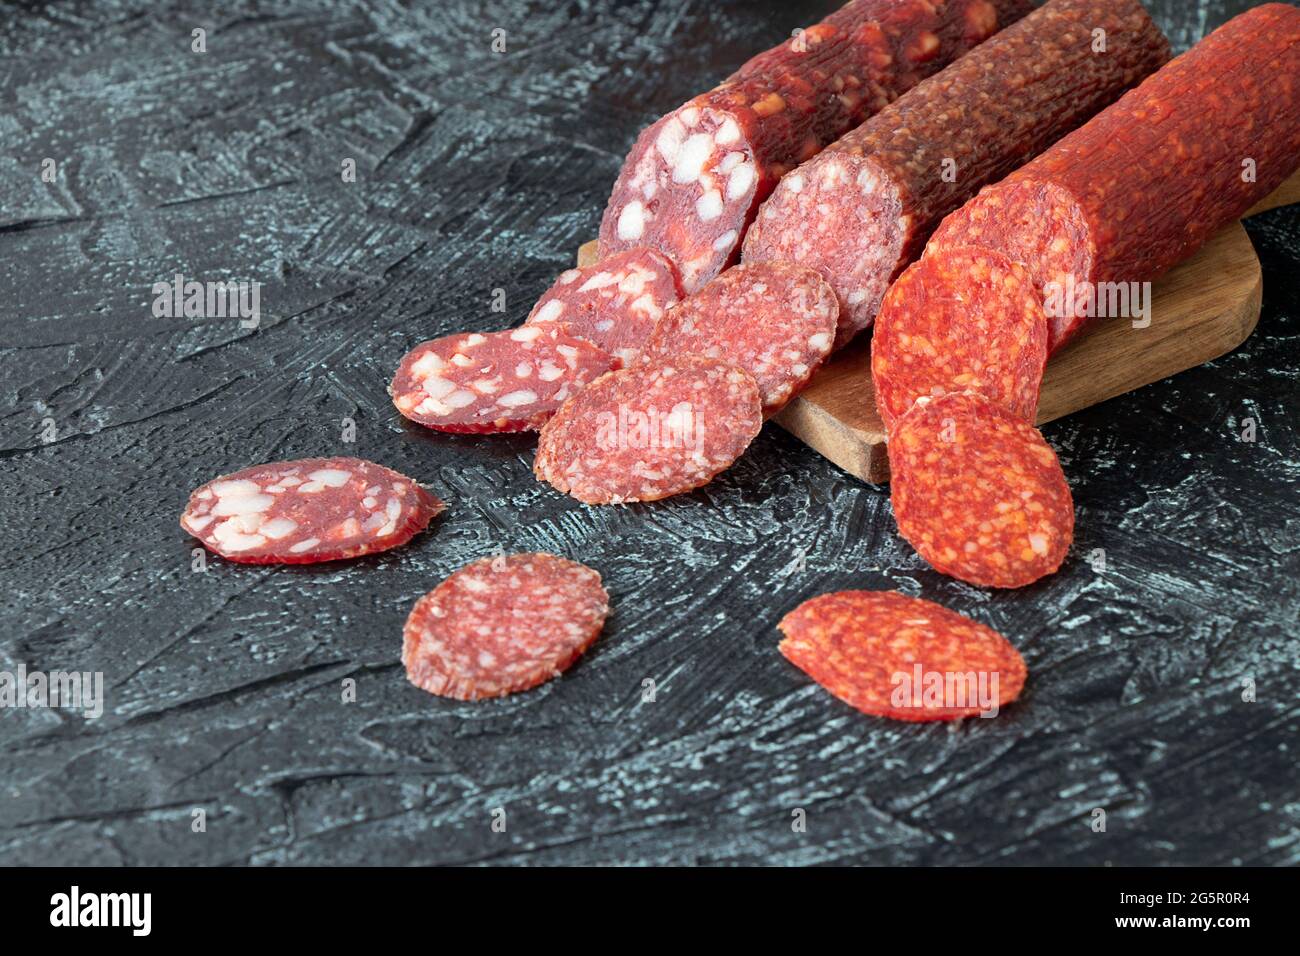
576,169 -> 1300,483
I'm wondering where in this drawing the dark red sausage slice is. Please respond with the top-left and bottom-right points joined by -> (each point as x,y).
928,3 -> 1300,352
889,392 -> 1073,588
525,246 -> 682,367
391,326 -> 614,433
742,0 -> 1168,346
872,246 -> 1048,432
779,590 -> 1027,721
534,356 -> 762,504
599,0 -> 1035,292
640,261 -> 837,415
402,552 -> 609,700
181,457 -> 443,564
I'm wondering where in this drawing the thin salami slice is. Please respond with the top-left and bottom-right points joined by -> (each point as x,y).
871,246 -> 1047,432
889,392 -> 1073,589
779,590 -> 1026,721
742,0 -> 1168,346
640,261 -> 837,415
525,246 -> 682,367
180,457 -> 443,564
928,3 -> 1300,352
599,0 -> 1035,292
390,326 -> 614,433
534,356 -> 762,504
402,552 -> 609,700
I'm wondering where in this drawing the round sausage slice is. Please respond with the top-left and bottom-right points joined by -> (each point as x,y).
889,391 -> 1073,588
402,552 -> 609,700
779,590 -> 1027,721
534,356 -> 762,505
181,457 -> 443,564
391,326 -> 614,433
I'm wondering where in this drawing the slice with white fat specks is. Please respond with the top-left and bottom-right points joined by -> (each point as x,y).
390,326 -> 615,433
525,246 -> 682,367
181,457 -> 443,564
534,356 -> 762,504
403,552 -> 609,700
641,261 -> 837,415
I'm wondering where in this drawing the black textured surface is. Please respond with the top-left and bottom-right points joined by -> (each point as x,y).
1,0 -> 1296,867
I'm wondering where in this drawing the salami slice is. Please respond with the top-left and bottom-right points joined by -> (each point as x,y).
889,392 -> 1073,589
390,326 -> 614,433
525,246 -> 682,367
871,246 -> 1047,432
534,356 -> 762,504
402,552 -> 609,701
599,0 -> 1035,292
180,457 -> 443,564
928,3 -> 1300,352
742,0 -> 1168,346
640,261 -> 837,415
779,590 -> 1026,721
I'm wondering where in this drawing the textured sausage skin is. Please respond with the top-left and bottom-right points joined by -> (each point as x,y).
599,0 -> 1036,293
929,3 -> 1300,351
743,0 -> 1169,346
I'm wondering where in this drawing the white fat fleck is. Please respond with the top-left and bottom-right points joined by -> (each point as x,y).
463,577 -> 490,593
497,389 -> 539,408
463,333 -> 486,346
629,293 -> 662,319
1028,533 -> 1050,556
557,269 -> 581,285
212,519 -> 266,552
617,201 -> 646,240
422,376 -> 457,400
289,537 -> 321,553
450,352 -> 475,368
617,268 -> 651,296
696,189 -> 724,221
278,475 -> 302,487
386,497 -> 402,522
533,299 -> 564,323
195,488 -> 213,500
212,492 -> 275,516
715,117 -> 741,144
727,162 -> 756,201
211,479 -> 261,497
578,271 -> 618,292
307,468 -> 351,487
537,361 -> 564,382
673,133 -> 714,184
516,361 -> 533,378
510,325 -> 543,343
717,151 -> 744,173
784,173 -> 804,193
656,116 -> 687,162
712,229 -> 739,251
261,517 -> 299,539
443,389 -> 478,409
470,377 -> 500,394
680,106 -> 701,127
808,331 -> 831,351
556,345 -> 579,362
184,513 -> 214,532
362,496 -> 377,508
410,351 -> 445,377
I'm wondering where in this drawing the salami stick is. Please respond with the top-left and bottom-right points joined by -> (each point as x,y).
744,0 -> 1169,346
928,2 -> 1300,351
598,0 -> 1035,293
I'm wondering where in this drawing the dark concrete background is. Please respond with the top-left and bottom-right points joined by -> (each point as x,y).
1,0 -> 1296,866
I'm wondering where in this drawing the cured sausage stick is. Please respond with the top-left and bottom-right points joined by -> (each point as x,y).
927,2 -> 1300,352
598,0 -> 1036,293
744,0 -> 1170,347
